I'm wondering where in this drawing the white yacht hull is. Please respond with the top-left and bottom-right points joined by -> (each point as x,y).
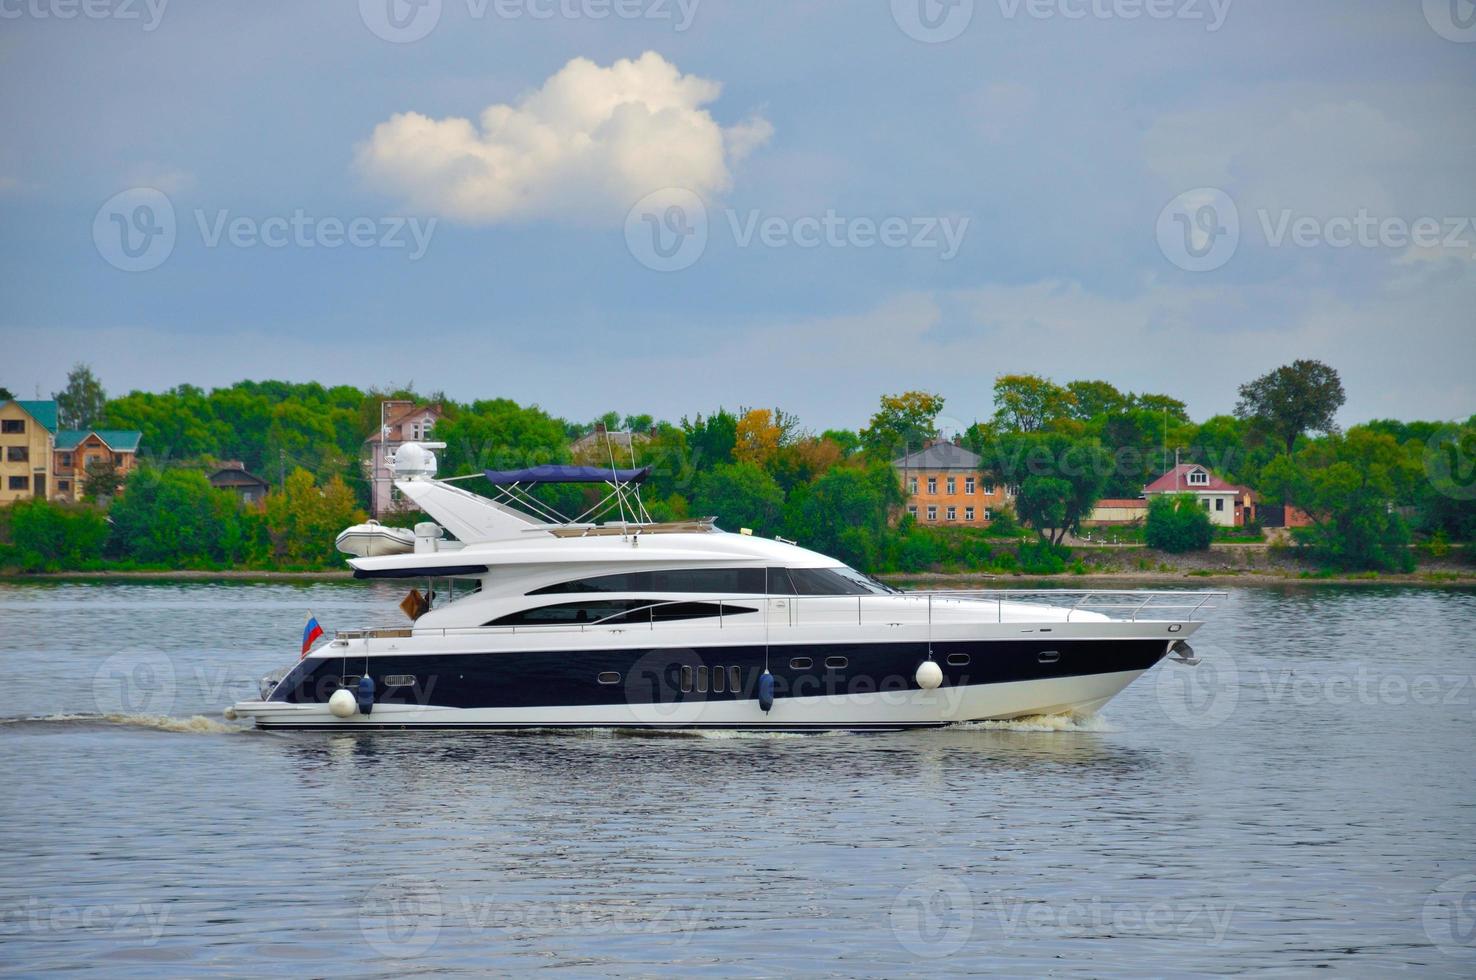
229,667 -> 1143,730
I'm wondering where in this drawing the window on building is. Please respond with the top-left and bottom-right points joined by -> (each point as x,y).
5,446 -> 26,462
964,507 -> 974,521
965,478 -> 975,494
59,452 -> 73,467
907,505 -> 917,518
926,478 -> 937,494
1202,499 -> 1211,509
946,506 -> 956,521
1188,469 -> 1208,485
983,483 -> 995,495
1215,498 -> 1225,511
926,506 -> 937,522
908,478 -> 918,495
1,419 -> 23,434
7,476 -> 28,491
984,508 -> 993,521
946,477 -> 956,494
112,453 -> 124,467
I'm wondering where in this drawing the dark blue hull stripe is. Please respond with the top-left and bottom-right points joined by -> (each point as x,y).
269,638 -> 1168,712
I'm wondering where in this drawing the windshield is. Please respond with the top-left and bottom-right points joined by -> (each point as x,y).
829,565 -> 899,595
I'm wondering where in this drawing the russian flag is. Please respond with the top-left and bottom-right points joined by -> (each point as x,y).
301,614 -> 324,658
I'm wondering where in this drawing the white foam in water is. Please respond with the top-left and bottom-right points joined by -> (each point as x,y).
1,713 -> 242,734
955,712 -> 1118,733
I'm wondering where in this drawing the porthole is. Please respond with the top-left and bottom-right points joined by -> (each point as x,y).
728,667 -> 741,693
789,657 -> 812,670
713,666 -> 726,693
697,665 -> 709,693
1038,650 -> 1061,664
946,654 -> 970,667
383,675 -> 416,688
825,656 -> 848,669
681,665 -> 693,693
597,672 -> 621,685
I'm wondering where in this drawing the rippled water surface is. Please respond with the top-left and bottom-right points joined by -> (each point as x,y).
1,581 -> 1474,977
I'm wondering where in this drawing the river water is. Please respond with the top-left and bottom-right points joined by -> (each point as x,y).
0,581 -> 1473,977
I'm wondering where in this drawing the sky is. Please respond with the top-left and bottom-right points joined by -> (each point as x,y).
2,0 -> 1473,435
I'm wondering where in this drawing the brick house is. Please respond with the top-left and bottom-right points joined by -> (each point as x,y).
364,400 -> 444,517
892,440 -> 1014,527
52,429 -> 142,501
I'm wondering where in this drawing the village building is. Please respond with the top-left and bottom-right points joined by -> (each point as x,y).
50,429 -> 142,501
1,399 -> 142,503
208,461 -> 272,504
364,399 -> 444,517
1141,463 -> 1256,527
892,440 -> 1014,527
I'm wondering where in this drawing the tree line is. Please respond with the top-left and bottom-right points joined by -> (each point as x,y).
1,361 -> 1472,574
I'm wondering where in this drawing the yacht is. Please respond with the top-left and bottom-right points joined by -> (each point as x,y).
226,442 -> 1220,731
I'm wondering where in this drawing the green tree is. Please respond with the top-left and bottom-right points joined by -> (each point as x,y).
1145,494 -> 1213,552
860,391 -> 945,459
992,375 -> 1074,433
991,433 -> 1112,545
693,463 -> 784,536
264,469 -> 366,566
0,498 -> 108,571
1065,380 -> 1128,421
0,385 -> 14,401
107,469 -> 229,566
54,363 -> 108,431
784,461 -> 903,570
1235,359 -> 1346,454
682,410 -> 739,470
81,458 -> 122,500
821,428 -> 861,458
1260,427 -> 1418,571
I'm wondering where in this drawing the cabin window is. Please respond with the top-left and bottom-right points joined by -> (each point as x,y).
696,666 -> 709,693
529,567 -> 768,596
486,600 -> 755,627
597,672 -> 621,685
383,675 -> 416,688
789,657 -> 812,670
681,665 -> 693,692
946,654 -> 971,666
728,667 -> 741,693
712,666 -> 726,693
787,566 -> 893,596
824,656 -> 847,669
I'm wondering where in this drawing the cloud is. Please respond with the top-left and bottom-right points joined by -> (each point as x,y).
355,52 -> 771,225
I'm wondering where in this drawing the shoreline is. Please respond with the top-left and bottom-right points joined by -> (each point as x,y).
2,568 -> 1472,588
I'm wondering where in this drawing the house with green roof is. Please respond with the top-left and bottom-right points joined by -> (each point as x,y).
0,397 -> 143,503
51,428 -> 144,501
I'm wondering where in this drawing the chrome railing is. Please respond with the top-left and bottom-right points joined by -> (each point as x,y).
331,589 -> 1226,644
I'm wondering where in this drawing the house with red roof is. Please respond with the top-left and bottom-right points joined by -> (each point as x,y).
1142,463 -> 1256,527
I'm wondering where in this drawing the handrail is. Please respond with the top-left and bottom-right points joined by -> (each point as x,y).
331,589 -> 1226,644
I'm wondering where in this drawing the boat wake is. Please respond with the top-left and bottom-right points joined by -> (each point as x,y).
953,712 -> 1117,733
0,713 -> 243,734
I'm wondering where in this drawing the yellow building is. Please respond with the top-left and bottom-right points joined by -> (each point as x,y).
0,400 -> 59,504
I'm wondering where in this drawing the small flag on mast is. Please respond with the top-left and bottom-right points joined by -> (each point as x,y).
301,613 -> 324,658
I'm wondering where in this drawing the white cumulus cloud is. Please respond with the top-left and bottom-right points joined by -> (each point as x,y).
356,52 -> 771,224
